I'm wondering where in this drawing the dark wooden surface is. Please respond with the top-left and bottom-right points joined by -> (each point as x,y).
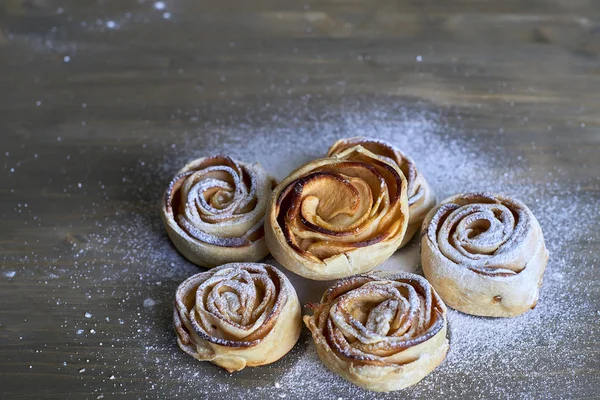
1,1 -> 600,399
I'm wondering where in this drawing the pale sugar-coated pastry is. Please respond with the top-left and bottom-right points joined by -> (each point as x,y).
304,272 -> 449,392
162,156 -> 275,268
173,262 -> 301,372
421,192 -> 549,317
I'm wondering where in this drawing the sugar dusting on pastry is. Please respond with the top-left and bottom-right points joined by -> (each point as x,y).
173,262 -> 301,371
12,101 -> 597,398
422,192 -> 549,317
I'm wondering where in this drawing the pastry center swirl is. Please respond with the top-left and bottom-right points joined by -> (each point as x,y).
190,266 -> 285,345
165,156 -> 270,248
276,157 -> 404,262
310,275 -> 445,365
428,194 -> 536,276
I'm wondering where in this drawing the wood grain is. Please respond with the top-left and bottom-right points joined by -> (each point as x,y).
1,0 -> 599,399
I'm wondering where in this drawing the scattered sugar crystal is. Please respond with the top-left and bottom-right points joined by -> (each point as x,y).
143,298 -> 156,307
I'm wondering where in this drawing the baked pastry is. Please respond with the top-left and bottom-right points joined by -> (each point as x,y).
327,137 -> 435,248
421,192 -> 549,317
304,272 -> 449,392
173,262 -> 301,372
161,156 -> 275,268
265,145 -> 409,280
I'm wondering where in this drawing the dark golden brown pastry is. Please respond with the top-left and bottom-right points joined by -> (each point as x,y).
265,145 -> 409,280
327,137 -> 435,248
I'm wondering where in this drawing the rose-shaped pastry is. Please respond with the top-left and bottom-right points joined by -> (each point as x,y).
162,156 -> 275,268
173,263 -> 301,372
304,272 -> 449,392
265,145 -> 409,280
327,137 -> 435,248
421,192 -> 549,317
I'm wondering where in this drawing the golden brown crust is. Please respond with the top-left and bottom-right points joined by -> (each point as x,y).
173,262 -> 301,372
161,156 -> 276,268
327,137 -> 435,247
265,145 -> 409,280
421,192 -> 549,317
303,272 -> 449,392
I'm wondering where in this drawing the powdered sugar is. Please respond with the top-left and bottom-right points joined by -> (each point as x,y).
9,99 -> 597,398
3,271 -> 16,279
143,298 -> 157,307
150,106 -> 594,397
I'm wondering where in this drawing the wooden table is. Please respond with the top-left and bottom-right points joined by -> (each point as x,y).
1,1 -> 599,399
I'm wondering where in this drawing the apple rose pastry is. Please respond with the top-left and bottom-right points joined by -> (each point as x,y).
265,145 -> 409,280
173,263 -> 301,372
161,156 -> 276,268
304,272 -> 449,392
421,193 -> 549,317
327,137 -> 435,248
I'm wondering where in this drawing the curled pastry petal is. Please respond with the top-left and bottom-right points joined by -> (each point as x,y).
161,156 -> 276,268
303,272 -> 449,392
265,145 -> 409,280
327,137 -> 435,248
173,263 -> 301,372
421,192 -> 549,317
